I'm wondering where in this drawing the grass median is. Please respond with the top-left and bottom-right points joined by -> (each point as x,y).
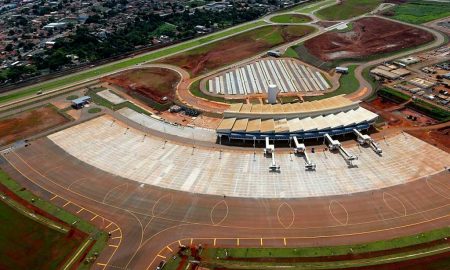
199,228 -> 450,269
304,64 -> 359,101
315,0 -> 382,20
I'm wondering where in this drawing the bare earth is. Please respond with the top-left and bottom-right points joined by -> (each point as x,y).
305,17 -> 434,61
0,106 -> 69,146
102,68 -> 180,104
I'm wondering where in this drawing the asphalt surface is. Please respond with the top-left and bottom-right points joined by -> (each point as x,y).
1,135 -> 449,270
1,2 -> 449,270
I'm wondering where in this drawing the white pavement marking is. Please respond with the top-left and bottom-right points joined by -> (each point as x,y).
48,116 -> 450,199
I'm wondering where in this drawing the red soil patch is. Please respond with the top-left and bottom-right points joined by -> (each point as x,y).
304,17 -> 434,61
398,108 -> 438,126
364,97 -> 439,129
159,25 -> 314,76
407,127 -> 450,153
102,68 -> 180,103
0,106 -> 69,146
366,97 -> 399,111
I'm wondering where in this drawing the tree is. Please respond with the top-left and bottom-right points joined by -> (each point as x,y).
47,49 -> 70,70
5,44 -> 14,51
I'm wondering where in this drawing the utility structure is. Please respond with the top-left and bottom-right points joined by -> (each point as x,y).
292,136 -> 316,170
264,137 -> 280,172
267,84 -> 279,104
324,134 -> 358,166
353,129 -> 382,155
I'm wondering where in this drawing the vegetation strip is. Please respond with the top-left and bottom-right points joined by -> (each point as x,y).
0,21 -> 267,104
0,192 -> 68,233
378,88 -> 450,122
295,0 -> 335,14
198,232 -> 450,269
305,64 -> 360,101
383,1 -> 450,25
0,168 -> 108,270
270,14 -> 312,24
315,0 -> 382,20
61,238 -> 94,270
158,25 -> 315,76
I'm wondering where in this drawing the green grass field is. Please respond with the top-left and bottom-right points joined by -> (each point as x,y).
160,25 -> 314,76
295,0 -> 335,14
86,87 -> 155,114
0,190 -> 84,269
270,14 -> 312,24
0,169 -> 108,270
283,47 -> 300,58
385,1 -> 450,24
88,107 -> 102,114
304,65 -> 359,101
316,0 -> 382,20
0,21 -> 267,105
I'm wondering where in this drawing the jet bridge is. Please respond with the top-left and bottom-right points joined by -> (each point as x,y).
353,129 -> 382,154
264,137 -> 275,156
269,152 -> 281,172
293,136 -> 316,170
324,133 -> 358,166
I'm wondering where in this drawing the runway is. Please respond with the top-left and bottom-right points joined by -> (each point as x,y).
1,134 -> 449,269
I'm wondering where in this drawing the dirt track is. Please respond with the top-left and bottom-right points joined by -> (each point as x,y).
305,17 -> 434,61
102,67 -> 180,103
1,136 -> 449,270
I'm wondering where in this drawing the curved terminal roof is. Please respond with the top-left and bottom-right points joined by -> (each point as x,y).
217,107 -> 378,134
224,95 -> 359,119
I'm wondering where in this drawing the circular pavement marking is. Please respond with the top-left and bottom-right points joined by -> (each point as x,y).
329,200 -> 349,226
277,202 -> 295,229
102,183 -> 128,204
151,193 -> 174,217
426,177 -> 450,200
210,200 -> 229,226
383,192 -> 407,217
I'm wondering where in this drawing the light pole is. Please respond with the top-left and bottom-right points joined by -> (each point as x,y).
253,136 -> 256,161
191,131 -> 196,155
219,135 -> 222,160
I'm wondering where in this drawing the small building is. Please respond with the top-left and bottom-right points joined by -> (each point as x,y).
71,96 -> 91,109
391,68 -> 411,77
408,78 -> 436,89
396,56 -> 420,66
267,50 -> 281,57
43,22 -> 67,30
335,67 -> 349,74
370,68 -> 400,80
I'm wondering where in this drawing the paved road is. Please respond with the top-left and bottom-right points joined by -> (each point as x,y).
2,2 -> 450,269
0,20 -> 270,108
347,15 -> 448,100
2,139 -> 449,270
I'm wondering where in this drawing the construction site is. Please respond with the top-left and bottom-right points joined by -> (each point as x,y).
0,1 -> 449,270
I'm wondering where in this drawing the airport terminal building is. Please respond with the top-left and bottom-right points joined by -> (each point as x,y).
216,95 -> 378,141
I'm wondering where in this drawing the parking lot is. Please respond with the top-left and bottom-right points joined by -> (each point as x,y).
207,58 -> 331,96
